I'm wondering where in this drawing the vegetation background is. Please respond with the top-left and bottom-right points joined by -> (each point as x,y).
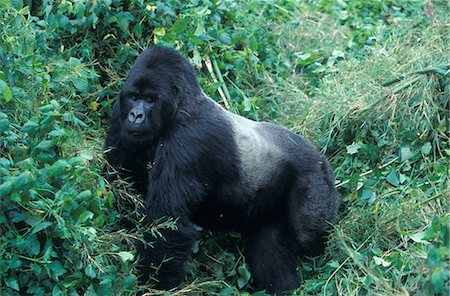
0,0 -> 448,295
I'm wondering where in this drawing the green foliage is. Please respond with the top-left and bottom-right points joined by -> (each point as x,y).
311,0 -> 429,52
0,5 -> 135,296
1,0 -> 448,295
425,216 -> 450,294
23,0 -> 301,119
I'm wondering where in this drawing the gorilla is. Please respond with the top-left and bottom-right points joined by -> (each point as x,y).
105,45 -> 340,294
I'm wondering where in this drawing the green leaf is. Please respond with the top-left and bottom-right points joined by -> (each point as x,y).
346,142 -> 361,155
431,267 -> 445,293
399,173 -> 407,184
76,190 -> 92,200
63,112 -> 88,127
421,142 -> 432,155
13,171 -> 34,188
117,251 -> 134,262
348,191 -> 358,202
8,257 -> 22,269
62,272 -> 83,288
31,221 -> 53,235
327,260 -> 340,268
9,211 -> 24,222
39,104 -> 55,113
123,274 -> 137,290
0,79 -> 12,102
116,11 -> 134,30
84,285 -> 97,296
88,198 -> 102,215
52,285 -> 64,296
0,157 -> 11,168
10,0 -> 23,10
171,16 -> 189,33
84,264 -> 97,279
237,264 -> 251,289
373,256 -> 390,267
77,210 -> 94,224
5,277 -> 20,291
219,287 -> 235,296
0,181 -> 13,197
35,140 -> 54,150
49,261 -> 67,277
243,96 -> 252,112
296,53 -> 321,66
4,84 -> 12,102
400,146 -> 414,162
72,76 -> 89,92
26,234 -> 41,255
0,0 -> 10,8
49,128 -> 66,138
67,57 -> 82,67
219,32 -> 231,45
0,118 -> 10,133
27,287 -> 45,295
386,171 -> 399,187
97,278 -> 113,296
21,120 -> 39,134
47,160 -> 69,177
248,36 -> 258,52
410,232 -> 430,244
194,22 -> 205,36
360,189 -> 374,201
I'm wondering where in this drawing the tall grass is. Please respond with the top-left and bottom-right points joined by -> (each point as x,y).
262,13 -> 449,296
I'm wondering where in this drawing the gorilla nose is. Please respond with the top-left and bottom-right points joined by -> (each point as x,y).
128,110 -> 145,124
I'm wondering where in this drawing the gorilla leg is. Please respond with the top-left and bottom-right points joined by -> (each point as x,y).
288,165 -> 340,257
245,224 -> 300,294
136,218 -> 195,289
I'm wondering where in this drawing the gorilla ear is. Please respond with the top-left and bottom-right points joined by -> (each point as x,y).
172,65 -> 202,99
161,96 -> 178,120
172,78 -> 188,104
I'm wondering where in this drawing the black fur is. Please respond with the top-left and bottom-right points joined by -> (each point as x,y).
105,46 -> 340,294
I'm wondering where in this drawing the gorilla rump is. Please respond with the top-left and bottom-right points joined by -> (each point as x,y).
105,46 -> 340,294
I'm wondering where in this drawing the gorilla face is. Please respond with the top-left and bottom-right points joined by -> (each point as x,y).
119,90 -> 158,144
118,72 -> 177,145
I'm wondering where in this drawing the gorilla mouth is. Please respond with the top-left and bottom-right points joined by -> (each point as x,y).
130,131 -> 144,136
126,128 -> 147,136
124,129 -> 153,144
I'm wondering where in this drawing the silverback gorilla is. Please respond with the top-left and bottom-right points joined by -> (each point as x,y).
105,46 -> 340,294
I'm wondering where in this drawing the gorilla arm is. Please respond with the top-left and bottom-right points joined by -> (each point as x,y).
136,123 -> 209,289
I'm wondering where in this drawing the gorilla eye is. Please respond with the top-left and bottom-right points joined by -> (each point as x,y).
144,94 -> 159,102
128,94 -> 139,101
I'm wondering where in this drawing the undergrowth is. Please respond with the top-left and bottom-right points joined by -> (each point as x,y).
0,0 -> 448,295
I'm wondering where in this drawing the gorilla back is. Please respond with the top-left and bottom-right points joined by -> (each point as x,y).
105,45 -> 340,294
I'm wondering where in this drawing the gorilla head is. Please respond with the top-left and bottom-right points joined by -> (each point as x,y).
111,47 -> 202,145
105,45 -> 340,294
